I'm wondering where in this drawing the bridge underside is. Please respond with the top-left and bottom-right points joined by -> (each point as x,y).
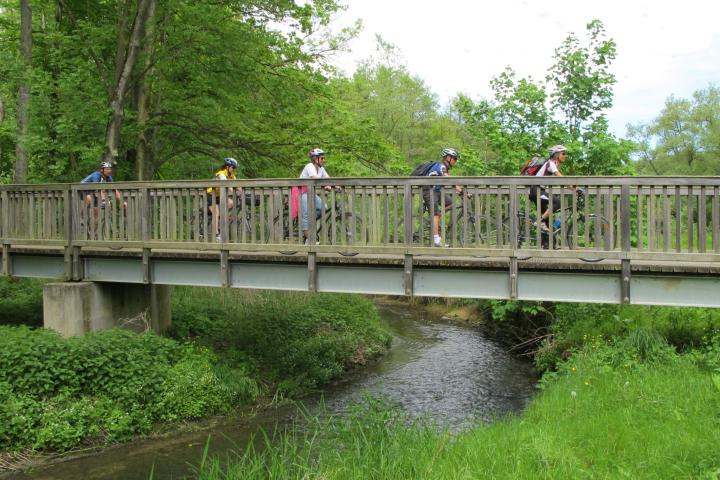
6,247 -> 720,308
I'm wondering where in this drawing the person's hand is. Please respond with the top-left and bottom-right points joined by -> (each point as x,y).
122,201 -> 128,210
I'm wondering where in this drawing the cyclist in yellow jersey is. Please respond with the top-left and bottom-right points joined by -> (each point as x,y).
207,157 -> 240,241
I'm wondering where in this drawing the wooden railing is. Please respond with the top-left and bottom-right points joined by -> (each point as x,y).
2,177 -> 720,261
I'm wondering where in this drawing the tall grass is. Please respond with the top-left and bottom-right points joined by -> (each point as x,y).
193,338 -> 720,479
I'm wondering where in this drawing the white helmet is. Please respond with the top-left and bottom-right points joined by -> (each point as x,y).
441,147 -> 459,159
549,145 -> 567,157
308,148 -> 325,159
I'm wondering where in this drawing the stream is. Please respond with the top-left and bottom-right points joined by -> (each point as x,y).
8,303 -> 537,480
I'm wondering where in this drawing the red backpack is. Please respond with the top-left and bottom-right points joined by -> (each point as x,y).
519,156 -> 546,176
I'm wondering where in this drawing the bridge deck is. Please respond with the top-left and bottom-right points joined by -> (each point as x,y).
9,245 -> 720,274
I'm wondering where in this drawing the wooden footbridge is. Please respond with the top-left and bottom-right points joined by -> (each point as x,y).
3,176 -> 720,308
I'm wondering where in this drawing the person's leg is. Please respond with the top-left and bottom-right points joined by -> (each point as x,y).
314,194 -> 323,220
301,192 -> 310,239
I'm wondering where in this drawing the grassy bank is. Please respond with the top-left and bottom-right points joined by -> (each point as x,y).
195,329 -> 720,479
0,278 -> 391,457
189,301 -> 720,479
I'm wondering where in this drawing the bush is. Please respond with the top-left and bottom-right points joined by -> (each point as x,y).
535,303 -> 720,370
0,277 -> 44,327
0,326 -> 258,452
170,290 -> 392,394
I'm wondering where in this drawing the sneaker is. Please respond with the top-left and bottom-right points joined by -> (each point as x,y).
215,234 -> 222,242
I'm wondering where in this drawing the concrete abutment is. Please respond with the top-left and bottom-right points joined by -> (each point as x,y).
43,282 -> 171,336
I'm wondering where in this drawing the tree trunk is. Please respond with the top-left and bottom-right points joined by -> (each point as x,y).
0,95 -> 4,162
135,0 -> 156,180
15,0 -> 32,183
100,0 -> 153,169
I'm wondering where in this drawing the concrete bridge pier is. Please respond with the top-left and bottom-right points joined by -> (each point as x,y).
43,282 -> 172,337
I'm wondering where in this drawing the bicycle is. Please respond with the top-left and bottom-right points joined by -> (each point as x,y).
505,191 -> 613,262
266,190 -> 356,255
189,193 -> 256,241
410,192 -> 502,251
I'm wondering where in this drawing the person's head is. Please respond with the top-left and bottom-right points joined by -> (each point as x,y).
223,157 -> 239,173
309,148 -> 326,166
548,145 -> 568,163
441,147 -> 459,168
99,161 -> 113,178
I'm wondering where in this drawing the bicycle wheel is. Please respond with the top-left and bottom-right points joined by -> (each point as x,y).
565,215 -> 612,262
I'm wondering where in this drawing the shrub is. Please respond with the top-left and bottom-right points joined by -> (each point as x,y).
170,289 -> 392,393
0,326 -> 257,452
0,278 -> 44,327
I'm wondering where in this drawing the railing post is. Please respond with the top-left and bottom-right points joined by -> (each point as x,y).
307,182 -> 316,244
1,190 -> 9,276
509,184 -> 518,300
219,187 -> 228,243
63,187 -> 73,280
403,184 -> 412,246
620,184 -> 631,304
141,187 -> 151,284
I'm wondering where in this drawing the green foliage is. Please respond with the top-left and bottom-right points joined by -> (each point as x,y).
195,345 -> 720,479
535,303 -> 720,370
455,20 -> 633,176
0,277 -> 44,326
629,85 -> 720,175
0,326 -> 257,452
169,289 -> 392,394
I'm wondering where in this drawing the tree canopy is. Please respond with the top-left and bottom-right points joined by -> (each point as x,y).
0,9 -> 684,183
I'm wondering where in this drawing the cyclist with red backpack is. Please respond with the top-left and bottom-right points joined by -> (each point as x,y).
526,145 -> 569,231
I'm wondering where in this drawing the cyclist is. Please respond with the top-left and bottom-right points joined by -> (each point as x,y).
207,157 -> 241,241
299,148 -> 333,243
528,144 -> 570,232
80,161 -> 126,223
421,147 -> 462,247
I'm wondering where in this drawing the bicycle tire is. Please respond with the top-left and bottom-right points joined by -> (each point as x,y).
566,215 -> 612,262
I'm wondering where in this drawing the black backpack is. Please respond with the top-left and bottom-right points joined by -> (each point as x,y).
410,161 -> 436,177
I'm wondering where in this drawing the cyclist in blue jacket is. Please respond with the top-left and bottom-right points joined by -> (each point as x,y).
422,148 -> 462,247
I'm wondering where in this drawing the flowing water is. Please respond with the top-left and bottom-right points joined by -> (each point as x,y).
7,303 -> 537,480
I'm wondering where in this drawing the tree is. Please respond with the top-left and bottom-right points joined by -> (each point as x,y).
547,19 -> 616,137
455,19 -> 632,176
100,0 -> 154,168
629,85 -> 720,175
14,0 -> 31,183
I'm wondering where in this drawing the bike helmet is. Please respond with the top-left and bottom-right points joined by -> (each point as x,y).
441,147 -> 459,159
99,162 -> 112,169
548,145 -> 567,157
308,148 -> 325,159
223,157 -> 239,168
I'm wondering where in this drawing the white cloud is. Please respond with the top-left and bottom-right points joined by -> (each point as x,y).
329,0 -> 720,136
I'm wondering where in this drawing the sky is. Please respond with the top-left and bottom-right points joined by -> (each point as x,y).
328,0 -> 720,138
